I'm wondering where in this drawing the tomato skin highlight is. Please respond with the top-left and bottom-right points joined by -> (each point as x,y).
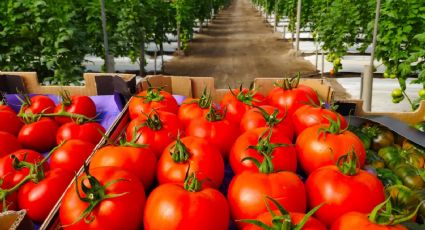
330,212 -> 407,230
0,149 -> 49,188
242,211 -> 327,230
0,110 -> 23,136
240,105 -> 294,140
144,183 -> 229,230
60,167 -> 146,230
18,118 -> 58,153
157,136 -> 224,189
178,98 -> 211,127
50,140 -> 95,173
126,110 -> 182,158
227,171 -> 306,229
186,116 -> 239,160
220,88 -> 267,124
292,105 -> 347,136
0,131 -> 22,157
295,124 -> 366,175
306,166 -> 385,226
56,122 -> 105,145
54,96 -> 96,124
128,90 -> 178,119
229,127 -> 297,174
268,84 -> 319,116
18,168 -> 73,223
22,95 -> 56,114
90,145 -> 157,190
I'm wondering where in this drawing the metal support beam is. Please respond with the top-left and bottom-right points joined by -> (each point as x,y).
295,0 -> 302,53
362,0 -> 381,111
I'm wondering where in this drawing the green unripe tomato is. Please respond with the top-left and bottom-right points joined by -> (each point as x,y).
383,72 -> 389,78
419,89 -> 425,98
391,89 -> 403,98
392,96 -> 404,104
390,74 -> 397,79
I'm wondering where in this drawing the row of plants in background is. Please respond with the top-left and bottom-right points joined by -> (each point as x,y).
252,0 -> 425,110
0,0 -> 230,84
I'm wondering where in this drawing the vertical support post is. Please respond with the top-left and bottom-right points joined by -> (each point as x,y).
321,52 -> 325,78
362,0 -> 381,111
100,0 -> 113,72
295,0 -> 302,53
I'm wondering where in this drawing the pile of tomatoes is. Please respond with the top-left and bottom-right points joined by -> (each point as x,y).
2,76 -> 422,230
0,93 -> 106,224
52,76 -> 423,230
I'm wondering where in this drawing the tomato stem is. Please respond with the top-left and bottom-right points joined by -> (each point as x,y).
170,133 -> 190,163
368,197 -> 423,225
205,104 -> 225,122
66,164 -> 129,226
135,81 -> 165,103
17,104 -> 96,124
254,106 -> 285,128
336,148 -> 359,176
141,110 -> 163,131
183,172 -> 203,192
274,73 -> 301,90
245,128 -> 289,174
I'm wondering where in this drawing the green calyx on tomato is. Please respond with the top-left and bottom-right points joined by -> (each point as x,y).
0,144 -> 62,212
243,129 -> 285,174
254,106 -> 285,128
18,104 -> 95,125
140,110 -> 163,131
413,121 -> 425,133
336,148 -> 360,176
135,80 -> 165,103
229,83 -> 259,106
68,164 -> 129,225
419,89 -> 425,99
197,87 -> 213,109
318,114 -> 345,135
368,197 -> 422,226
274,73 -> 301,90
183,172 -> 203,193
205,104 -> 225,122
239,196 -> 324,230
170,133 -> 190,163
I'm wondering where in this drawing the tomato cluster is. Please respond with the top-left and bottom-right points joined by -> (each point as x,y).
0,94 -> 105,223
3,77 -> 417,230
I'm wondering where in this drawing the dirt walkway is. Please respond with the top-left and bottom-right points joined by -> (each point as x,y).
164,0 -> 318,89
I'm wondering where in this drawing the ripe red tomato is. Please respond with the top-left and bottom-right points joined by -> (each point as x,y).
268,80 -> 319,116
186,108 -> 239,159
56,122 -> 105,145
0,110 -> 23,136
330,212 -> 407,230
292,104 -> 347,136
0,149 -> 49,189
126,110 -> 182,158
0,103 -> 16,113
228,171 -> 306,229
21,95 -> 55,114
54,95 -> 96,124
59,167 -> 146,230
240,105 -> 294,140
50,140 -> 95,173
128,88 -> 178,119
0,179 -> 18,211
306,165 -> 385,226
144,176 -> 229,230
220,88 -> 267,124
157,136 -> 224,188
229,127 -> 297,174
178,97 -> 212,127
18,118 -> 59,152
243,211 -> 326,230
0,131 -> 22,157
18,168 -> 73,223
296,124 -> 366,175
90,145 -> 157,190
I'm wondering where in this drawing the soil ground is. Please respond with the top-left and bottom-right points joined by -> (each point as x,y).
164,0 -> 321,90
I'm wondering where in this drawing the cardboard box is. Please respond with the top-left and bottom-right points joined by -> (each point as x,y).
0,210 -> 33,230
139,75 -> 335,103
336,99 -> 425,125
0,72 -> 137,101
